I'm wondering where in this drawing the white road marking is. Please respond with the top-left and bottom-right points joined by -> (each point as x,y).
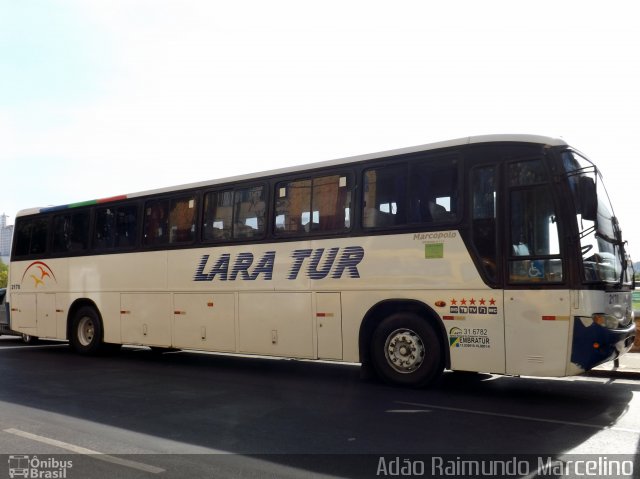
3,428 -> 165,474
386,409 -> 432,413
0,344 -> 68,350
395,401 -> 640,434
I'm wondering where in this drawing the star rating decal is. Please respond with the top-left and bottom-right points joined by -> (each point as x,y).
445,297 -> 498,316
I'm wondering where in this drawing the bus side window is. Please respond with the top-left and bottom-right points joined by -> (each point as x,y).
203,190 -> 233,241
410,158 -> 458,224
13,219 -> 32,257
115,205 -> 138,248
276,176 -> 351,235
95,208 -> 116,249
275,180 -> 312,235
95,205 -> 138,250
204,186 -> 266,241
143,199 -> 170,246
233,185 -> 265,239
312,175 -> 351,232
30,218 -> 48,255
362,165 -> 407,228
52,212 -> 89,253
13,217 -> 48,257
471,166 -> 498,282
169,196 -> 197,244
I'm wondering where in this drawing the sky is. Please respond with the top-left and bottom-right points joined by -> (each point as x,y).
1,1 -> 639,256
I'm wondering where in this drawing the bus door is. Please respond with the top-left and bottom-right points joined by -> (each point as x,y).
503,157 -> 570,376
467,164 -> 506,374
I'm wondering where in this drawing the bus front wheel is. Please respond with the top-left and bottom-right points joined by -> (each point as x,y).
70,306 -> 104,355
370,313 -> 444,387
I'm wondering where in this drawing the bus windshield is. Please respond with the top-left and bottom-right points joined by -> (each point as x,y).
562,151 -> 631,285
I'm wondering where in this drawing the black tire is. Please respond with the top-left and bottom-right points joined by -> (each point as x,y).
370,312 -> 444,387
22,333 -> 38,344
70,306 -> 105,355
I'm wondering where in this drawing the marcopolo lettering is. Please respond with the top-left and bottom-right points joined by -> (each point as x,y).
413,232 -> 456,241
194,246 -> 365,282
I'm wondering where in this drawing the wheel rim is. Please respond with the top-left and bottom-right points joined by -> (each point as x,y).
77,316 -> 95,346
384,328 -> 425,374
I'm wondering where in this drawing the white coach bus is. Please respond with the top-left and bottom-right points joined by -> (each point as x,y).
7,135 -> 636,387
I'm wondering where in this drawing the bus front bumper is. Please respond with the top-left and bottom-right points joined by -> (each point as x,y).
570,317 -> 636,372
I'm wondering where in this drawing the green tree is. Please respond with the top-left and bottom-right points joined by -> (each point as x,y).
0,259 -> 7,288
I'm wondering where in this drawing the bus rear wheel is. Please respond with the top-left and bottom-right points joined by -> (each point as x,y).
370,313 -> 444,387
70,306 -> 105,355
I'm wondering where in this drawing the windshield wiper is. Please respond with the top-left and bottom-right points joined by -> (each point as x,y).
613,217 -> 628,287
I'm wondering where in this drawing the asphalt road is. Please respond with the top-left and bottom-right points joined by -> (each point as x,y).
1,336 -> 639,478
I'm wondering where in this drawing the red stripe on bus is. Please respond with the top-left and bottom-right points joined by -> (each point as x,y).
98,195 -> 128,204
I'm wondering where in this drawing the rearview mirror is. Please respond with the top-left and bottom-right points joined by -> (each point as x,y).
579,176 -> 597,221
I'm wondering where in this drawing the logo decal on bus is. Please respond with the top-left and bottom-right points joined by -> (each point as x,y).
193,246 -> 365,282
449,297 -> 497,315
20,261 -> 57,288
449,327 -> 491,349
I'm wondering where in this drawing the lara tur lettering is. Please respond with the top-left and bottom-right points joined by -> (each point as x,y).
194,246 -> 364,282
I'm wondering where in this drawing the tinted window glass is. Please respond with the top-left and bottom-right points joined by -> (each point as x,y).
30,219 -> 48,255
52,212 -> 89,253
312,175 -> 352,231
115,205 -> 138,248
510,188 -> 560,257
409,159 -> 458,223
14,219 -> 33,257
13,217 -> 48,257
144,196 -> 197,246
233,185 -> 266,239
509,186 -> 562,283
363,158 -> 458,229
471,166 -> 498,282
508,159 -> 548,186
275,179 -> 312,235
143,199 -> 170,245
203,186 -> 265,241
95,205 -> 138,249
275,175 -> 351,235
203,190 -> 233,241
363,164 -> 407,228
169,196 -> 197,243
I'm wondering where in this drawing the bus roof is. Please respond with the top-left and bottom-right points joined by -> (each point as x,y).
17,134 -> 567,217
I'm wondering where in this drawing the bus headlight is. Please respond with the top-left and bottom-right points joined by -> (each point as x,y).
617,307 -> 634,327
592,313 -> 621,330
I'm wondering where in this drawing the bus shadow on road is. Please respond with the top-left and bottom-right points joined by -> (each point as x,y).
1,343 -> 639,477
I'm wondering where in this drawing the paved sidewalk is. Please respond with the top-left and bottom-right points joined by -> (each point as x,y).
587,350 -> 640,379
